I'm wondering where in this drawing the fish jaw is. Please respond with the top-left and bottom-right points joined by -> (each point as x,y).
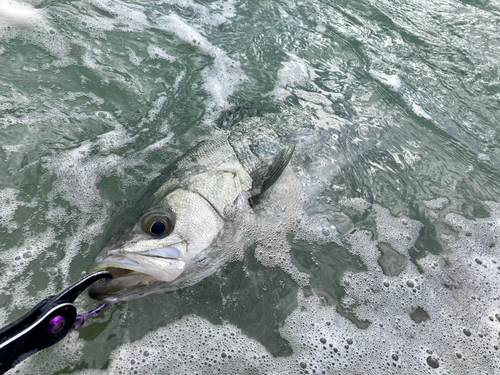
88,245 -> 186,301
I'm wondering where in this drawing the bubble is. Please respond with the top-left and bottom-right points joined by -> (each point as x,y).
426,356 -> 439,368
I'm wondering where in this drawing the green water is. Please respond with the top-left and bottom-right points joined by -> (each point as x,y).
1,0 -> 500,373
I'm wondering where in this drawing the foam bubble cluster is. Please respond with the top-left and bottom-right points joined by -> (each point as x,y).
0,228 -> 58,315
252,168 -> 311,287
373,205 -> 423,255
29,198 -> 497,375
12,331 -> 85,375
0,0 -> 72,65
423,197 -> 449,210
2,0 -> 500,373
0,188 -> 21,233
339,197 -> 372,214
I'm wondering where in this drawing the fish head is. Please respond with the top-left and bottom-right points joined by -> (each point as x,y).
89,187 -> 224,301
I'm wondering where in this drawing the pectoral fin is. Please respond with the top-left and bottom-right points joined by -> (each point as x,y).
250,144 -> 295,206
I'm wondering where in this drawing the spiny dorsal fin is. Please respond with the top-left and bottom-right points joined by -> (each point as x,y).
249,144 -> 295,206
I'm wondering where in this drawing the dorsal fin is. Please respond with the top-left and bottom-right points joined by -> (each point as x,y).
249,144 -> 295,206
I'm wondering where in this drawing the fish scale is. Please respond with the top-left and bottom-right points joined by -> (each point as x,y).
89,111 -> 294,301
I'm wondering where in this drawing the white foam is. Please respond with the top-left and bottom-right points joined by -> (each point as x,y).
0,228 -> 58,313
75,216 -> 500,375
62,92 -> 105,107
478,153 -> 491,162
370,71 -> 433,121
156,14 -> 247,112
0,0 -> 72,65
2,144 -> 23,157
369,70 -> 402,91
316,23 -> 326,32
0,188 -> 37,236
36,119 -> 131,279
137,95 -> 169,129
0,0 -> 45,28
374,205 -> 423,254
423,197 -> 449,210
270,55 -> 347,134
2,1 -> 498,373
271,56 -> 312,100
12,331 -> 85,374
5,124 -> 500,375
252,168 -> 311,286
126,46 -> 144,66
338,200 -> 500,373
159,0 -> 238,27
370,70 -> 401,91
147,44 -> 176,62
85,0 -> 149,32
339,197 -> 372,213
401,146 -> 421,167
0,188 -> 20,233
36,103 -> 174,283
0,0 -> 151,68
411,102 -> 432,120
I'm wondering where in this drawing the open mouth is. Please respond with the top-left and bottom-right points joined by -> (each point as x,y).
88,245 -> 187,300
90,250 -> 186,282
105,267 -> 136,278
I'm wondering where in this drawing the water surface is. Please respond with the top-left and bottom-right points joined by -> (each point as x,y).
1,0 -> 500,373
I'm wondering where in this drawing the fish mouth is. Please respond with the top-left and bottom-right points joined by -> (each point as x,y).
88,244 -> 186,301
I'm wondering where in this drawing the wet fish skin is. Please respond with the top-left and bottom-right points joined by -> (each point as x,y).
89,117 -> 294,302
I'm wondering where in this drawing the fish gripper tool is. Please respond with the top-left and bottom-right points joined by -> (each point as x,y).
0,270 -> 112,374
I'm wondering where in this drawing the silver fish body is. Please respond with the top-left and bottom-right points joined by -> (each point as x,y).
89,119 -> 294,301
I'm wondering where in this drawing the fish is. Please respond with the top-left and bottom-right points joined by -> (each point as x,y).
88,106 -> 295,301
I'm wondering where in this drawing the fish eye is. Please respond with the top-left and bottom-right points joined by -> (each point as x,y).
143,213 -> 174,237
151,221 -> 166,235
